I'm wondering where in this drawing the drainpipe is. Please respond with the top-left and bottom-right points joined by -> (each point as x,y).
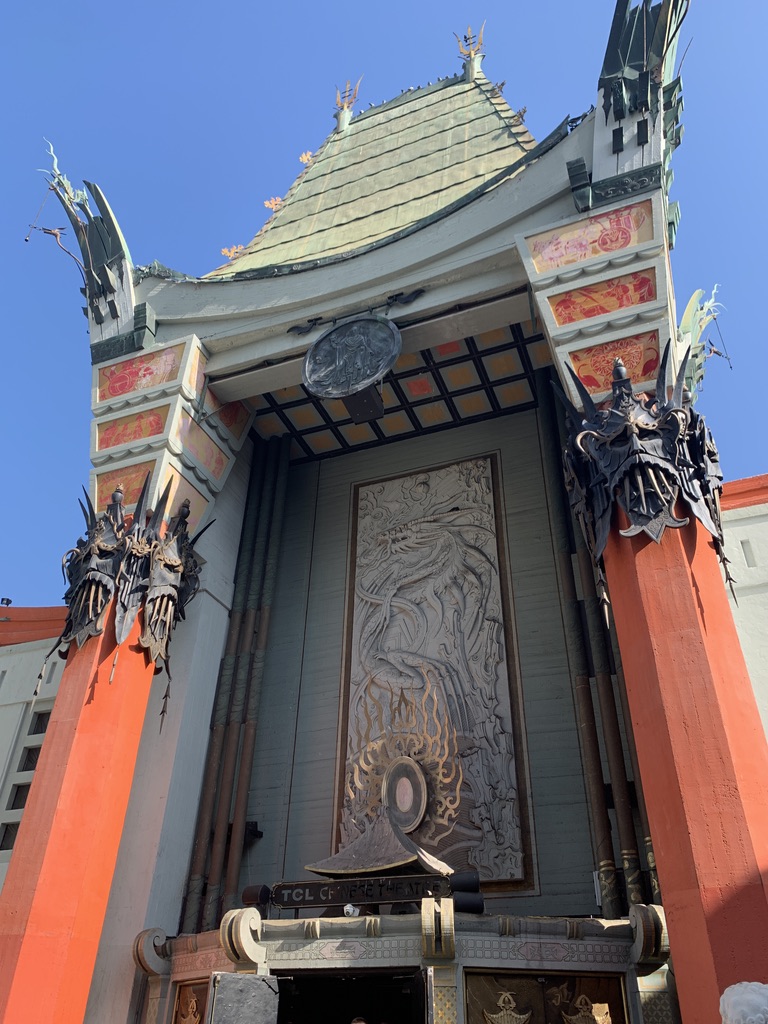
537,371 -> 623,918
222,434 -> 291,914
180,439 -> 266,933
202,439 -> 280,930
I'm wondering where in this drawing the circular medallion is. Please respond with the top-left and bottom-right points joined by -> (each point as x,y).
302,315 -> 401,399
382,756 -> 428,833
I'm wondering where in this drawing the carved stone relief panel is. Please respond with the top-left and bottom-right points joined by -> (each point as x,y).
173,981 -> 209,1024
340,456 -> 525,881
466,972 -> 627,1024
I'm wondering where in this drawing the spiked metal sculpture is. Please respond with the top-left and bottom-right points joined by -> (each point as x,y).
48,477 -> 211,714
556,341 -> 732,586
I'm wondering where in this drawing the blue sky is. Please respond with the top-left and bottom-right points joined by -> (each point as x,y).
1,0 -> 764,606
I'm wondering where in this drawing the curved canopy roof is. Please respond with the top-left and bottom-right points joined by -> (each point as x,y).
206,65 -> 537,279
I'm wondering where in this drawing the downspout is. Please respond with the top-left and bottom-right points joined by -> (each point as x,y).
537,371 -> 623,918
222,433 -> 291,913
202,438 -> 281,930
180,438 -> 266,933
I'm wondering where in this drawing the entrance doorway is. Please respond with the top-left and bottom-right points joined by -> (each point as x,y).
276,969 -> 425,1024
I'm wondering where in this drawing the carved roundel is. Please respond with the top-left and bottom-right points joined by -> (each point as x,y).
302,315 -> 401,399
382,756 -> 428,833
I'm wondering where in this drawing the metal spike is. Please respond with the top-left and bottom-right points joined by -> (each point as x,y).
566,365 -> 598,421
81,486 -> 97,528
655,340 -> 671,407
148,481 -> 173,537
635,465 -> 646,513
671,345 -> 691,410
646,465 -> 665,501
190,519 -> 215,547
132,473 -> 152,531
551,379 -> 583,427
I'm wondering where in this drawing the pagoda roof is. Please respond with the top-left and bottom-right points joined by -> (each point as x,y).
206,64 -> 537,279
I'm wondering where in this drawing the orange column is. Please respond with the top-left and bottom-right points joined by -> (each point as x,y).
0,609 -> 156,1024
604,515 -> 768,1023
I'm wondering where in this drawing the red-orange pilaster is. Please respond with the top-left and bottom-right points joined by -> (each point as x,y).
604,515 -> 768,1023
0,610 -> 156,1024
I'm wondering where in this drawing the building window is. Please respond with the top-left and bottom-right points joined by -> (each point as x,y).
0,701 -> 53,857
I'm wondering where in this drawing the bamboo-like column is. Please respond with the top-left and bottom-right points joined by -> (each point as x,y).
222,434 -> 291,914
574,539 -> 643,906
180,440 -> 266,933
537,373 -> 622,917
202,439 -> 280,931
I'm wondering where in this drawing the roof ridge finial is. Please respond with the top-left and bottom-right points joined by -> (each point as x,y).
334,77 -> 363,132
455,22 -> 486,82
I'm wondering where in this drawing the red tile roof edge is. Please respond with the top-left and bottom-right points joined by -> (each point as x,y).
0,606 -> 67,647
721,475 -> 768,512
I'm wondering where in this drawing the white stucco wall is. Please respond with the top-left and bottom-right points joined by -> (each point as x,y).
0,635 -> 63,891
723,492 -> 768,737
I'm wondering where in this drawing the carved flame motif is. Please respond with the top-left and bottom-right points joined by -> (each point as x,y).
344,673 -> 462,847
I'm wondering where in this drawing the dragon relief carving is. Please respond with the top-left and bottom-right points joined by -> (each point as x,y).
341,457 -> 523,880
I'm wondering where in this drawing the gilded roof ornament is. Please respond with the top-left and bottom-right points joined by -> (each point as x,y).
335,77 -> 362,111
455,22 -> 485,59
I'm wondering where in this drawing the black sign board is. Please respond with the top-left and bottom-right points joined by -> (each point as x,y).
269,874 -> 452,909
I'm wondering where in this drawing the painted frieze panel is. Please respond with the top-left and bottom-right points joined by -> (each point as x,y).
528,201 -> 653,273
96,405 -> 170,451
549,270 -> 657,327
165,467 -> 209,534
465,972 -> 626,1024
341,456 -> 525,881
568,332 -> 660,395
95,460 -> 156,509
97,345 -> 185,403
175,411 -> 229,480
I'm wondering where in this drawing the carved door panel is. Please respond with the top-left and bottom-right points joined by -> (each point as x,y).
465,972 -> 626,1024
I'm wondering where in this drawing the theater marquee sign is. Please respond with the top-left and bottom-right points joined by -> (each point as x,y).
337,456 -> 529,884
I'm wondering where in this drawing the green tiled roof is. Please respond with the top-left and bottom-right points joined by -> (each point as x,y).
206,67 -> 537,278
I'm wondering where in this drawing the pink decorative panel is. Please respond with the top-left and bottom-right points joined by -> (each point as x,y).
186,345 -> 207,396
550,269 -> 657,326
214,401 -> 250,439
97,406 -> 169,450
529,200 -> 653,272
97,346 -> 184,403
177,412 -> 229,479
165,468 -> 208,532
569,331 -> 660,394
95,461 -> 156,509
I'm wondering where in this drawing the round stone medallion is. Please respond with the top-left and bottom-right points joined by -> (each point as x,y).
302,315 -> 401,399
382,756 -> 428,833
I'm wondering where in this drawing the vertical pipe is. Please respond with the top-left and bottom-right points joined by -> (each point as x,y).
202,439 -> 280,930
574,539 -> 644,907
610,639 -> 662,902
223,434 -> 291,913
180,439 -> 266,933
537,372 -> 623,918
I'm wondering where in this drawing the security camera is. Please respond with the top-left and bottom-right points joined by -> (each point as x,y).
343,903 -> 360,918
